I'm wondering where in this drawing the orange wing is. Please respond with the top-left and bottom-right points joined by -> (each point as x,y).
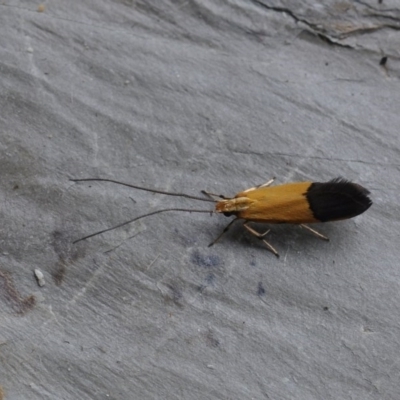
215,182 -> 317,224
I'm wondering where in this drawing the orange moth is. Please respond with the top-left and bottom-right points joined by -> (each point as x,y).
71,177 -> 372,257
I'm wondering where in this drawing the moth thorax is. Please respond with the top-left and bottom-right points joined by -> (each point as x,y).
215,197 -> 254,214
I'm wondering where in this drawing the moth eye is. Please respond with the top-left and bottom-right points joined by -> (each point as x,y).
223,212 -> 233,217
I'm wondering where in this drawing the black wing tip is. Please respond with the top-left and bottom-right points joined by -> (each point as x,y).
328,177 -> 372,205
307,178 -> 372,221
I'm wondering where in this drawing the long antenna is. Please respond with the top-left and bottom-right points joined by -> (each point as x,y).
70,178 -> 216,203
73,208 -> 214,244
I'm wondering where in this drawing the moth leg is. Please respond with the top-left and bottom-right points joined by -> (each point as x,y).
243,222 -> 279,258
300,224 -> 329,241
203,178 -> 275,199
242,177 -> 276,193
257,177 -> 275,188
201,190 -> 231,200
208,218 -> 238,247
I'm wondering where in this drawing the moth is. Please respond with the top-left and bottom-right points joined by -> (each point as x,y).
71,177 -> 372,257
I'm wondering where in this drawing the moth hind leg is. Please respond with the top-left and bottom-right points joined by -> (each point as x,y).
299,224 -> 329,241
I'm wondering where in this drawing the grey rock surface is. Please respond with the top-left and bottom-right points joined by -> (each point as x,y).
1,1 -> 399,399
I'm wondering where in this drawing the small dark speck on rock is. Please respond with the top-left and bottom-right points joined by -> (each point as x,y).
205,273 -> 215,285
164,283 -> 184,306
205,330 -> 220,348
257,282 -> 265,296
190,250 -> 221,268
198,273 -> 216,292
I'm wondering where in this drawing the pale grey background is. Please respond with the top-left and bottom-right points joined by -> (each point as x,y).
1,1 -> 400,399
